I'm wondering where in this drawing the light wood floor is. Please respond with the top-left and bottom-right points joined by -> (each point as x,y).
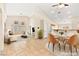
3,37 -> 54,56
2,37 -> 79,56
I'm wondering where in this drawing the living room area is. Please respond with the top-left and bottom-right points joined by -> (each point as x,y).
3,3 -> 52,56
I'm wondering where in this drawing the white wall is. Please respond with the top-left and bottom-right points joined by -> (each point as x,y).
0,13 -> 3,51
70,16 -> 79,29
0,4 -> 4,51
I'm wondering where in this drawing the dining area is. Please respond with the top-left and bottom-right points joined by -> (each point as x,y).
47,26 -> 79,55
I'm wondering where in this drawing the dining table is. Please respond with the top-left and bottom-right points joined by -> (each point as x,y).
51,29 -> 77,50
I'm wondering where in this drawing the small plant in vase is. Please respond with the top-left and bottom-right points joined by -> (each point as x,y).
38,29 -> 43,39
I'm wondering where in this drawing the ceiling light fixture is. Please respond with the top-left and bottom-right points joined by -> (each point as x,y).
52,3 -> 69,8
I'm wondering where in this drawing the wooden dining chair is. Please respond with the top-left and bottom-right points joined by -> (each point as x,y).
48,34 -> 61,52
64,35 -> 78,55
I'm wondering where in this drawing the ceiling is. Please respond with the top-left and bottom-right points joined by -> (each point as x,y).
38,3 -> 79,23
5,3 -> 79,24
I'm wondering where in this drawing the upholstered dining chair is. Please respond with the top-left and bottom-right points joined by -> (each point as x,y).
48,33 -> 61,52
64,35 -> 78,55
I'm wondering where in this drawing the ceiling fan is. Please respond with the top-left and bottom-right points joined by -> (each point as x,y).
52,3 -> 69,7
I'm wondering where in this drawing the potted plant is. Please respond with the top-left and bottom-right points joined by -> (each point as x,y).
38,29 -> 43,39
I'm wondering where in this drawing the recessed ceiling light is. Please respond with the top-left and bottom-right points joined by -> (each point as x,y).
51,11 -> 55,14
